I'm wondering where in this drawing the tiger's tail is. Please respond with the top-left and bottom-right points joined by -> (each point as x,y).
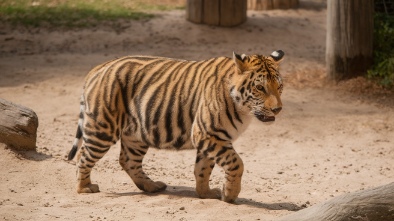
68,96 -> 85,161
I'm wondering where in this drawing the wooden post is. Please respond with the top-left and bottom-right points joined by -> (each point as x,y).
326,0 -> 374,81
0,99 -> 38,150
186,0 -> 247,27
248,0 -> 299,10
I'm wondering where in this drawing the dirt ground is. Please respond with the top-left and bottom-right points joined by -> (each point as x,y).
0,5 -> 393,221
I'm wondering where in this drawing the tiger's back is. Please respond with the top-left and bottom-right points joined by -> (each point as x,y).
68,51 -> 285,203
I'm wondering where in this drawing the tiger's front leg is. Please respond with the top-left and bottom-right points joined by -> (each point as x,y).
194,139 -> 244,203
194,151 -> 222,199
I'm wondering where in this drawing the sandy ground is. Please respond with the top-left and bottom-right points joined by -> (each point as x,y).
0,5 -> 393,221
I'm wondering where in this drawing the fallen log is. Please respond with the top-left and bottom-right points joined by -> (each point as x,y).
0,99 -> 38,150
278,182 -> 394,221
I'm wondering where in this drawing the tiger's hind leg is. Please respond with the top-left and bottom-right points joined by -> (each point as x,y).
119,136 -> 167,193
76,134 -> 116,193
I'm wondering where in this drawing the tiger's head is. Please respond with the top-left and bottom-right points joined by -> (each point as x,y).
230,50 -> 284,123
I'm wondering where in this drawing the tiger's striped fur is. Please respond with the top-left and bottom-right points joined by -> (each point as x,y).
68,50 -> 284,203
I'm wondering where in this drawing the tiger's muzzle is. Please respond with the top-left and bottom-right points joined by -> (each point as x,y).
255,107 -> 282,122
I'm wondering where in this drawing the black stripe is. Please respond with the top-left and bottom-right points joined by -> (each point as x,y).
102,110 -> 114,133
84,156 -> 95,163
117,63 -> 131,115
173,136 -> 185,149
92,93 -> 100,117
153,61 -> 186,143
208,133 -> 227,142
85,71 -> 101,88
85,112 -> 97,121
96,130 -> 114,142
102,71 -> 113,108
174,63 -> 192,135
79,111 -> 84,119
127,147 -> 141,156
196,110 -> 206,138
203,143 -> 217,156
86,163 -> 94,168
164,96 -> 174,143
196,140 -> 205,151
188,60 -> 216,121
146,86 -> 163,132
85,144 -> 108,155
131,59 -> 168,98
67,144 -> 78,160
120,113 -> 126,133
138,60 -> 173,98
136,148 -> 147,155
97,121 -> 108,129
228,165 -> 240,171
232,91 -> 243,123
209,112 -> 232,140
216,146 -> 230,157
76,124 -> 83,138
196,154 -> 203,164
153,127 -> 160,146
148,61 -> 185,134
134,60 -> 174,144
150,87 -> 169,145
249,72 -> 255,79
177,104 -> 186,135
224,95 -> 237,130
83,137 -> 109,149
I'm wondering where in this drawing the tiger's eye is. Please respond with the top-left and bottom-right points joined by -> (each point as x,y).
256,85 -> 266,93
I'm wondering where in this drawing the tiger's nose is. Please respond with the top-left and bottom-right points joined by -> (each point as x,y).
271,107 -> 282,115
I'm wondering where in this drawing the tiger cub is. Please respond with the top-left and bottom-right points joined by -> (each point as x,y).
68,50 -> 284,203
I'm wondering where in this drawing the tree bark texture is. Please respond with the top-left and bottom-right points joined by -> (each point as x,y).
248,0 -> 299,10
0,99 -> 38,150
326,0 -> 374,81
278,182 -> 394,221
186,0 -> 247,26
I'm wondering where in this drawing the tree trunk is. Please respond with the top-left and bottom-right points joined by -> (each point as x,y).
186,0 -> 247,26
278,182 -> 394,221
326,0 -> 374,81
248,0 -> 299,10
0,99 -> 38,150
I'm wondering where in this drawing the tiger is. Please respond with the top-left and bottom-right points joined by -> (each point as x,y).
67,50 -> 284,203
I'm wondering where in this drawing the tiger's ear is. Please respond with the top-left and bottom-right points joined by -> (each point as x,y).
233,52 -> 247,72
270,50 -> 285,63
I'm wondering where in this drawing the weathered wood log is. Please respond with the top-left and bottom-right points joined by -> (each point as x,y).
278,182 -> 394,221
326,0 -> 374,81
186,0 -> 247,27
248,0 -> 299,10
0,99 -> 38,150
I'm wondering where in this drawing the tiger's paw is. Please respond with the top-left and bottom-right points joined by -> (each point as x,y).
77,183 -> 100,193
221,184 -> 238,203
136,181 -> 167,193
222,194 -> 237,203
197,188 -> 222,199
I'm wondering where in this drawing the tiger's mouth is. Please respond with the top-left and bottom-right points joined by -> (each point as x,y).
255,114 -> 275,122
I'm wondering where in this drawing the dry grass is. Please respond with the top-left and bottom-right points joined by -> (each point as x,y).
0,0 -> 185,27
